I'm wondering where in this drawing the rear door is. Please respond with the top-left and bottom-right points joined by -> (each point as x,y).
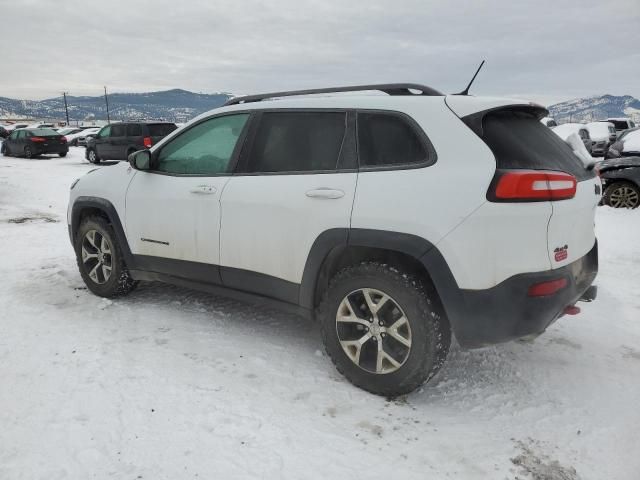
219,110 -> 357,299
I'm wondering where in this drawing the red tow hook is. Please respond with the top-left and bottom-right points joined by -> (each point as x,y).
563,305 -> 581,316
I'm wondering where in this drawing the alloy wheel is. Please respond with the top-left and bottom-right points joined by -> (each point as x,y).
88,150 -> 96,163
609,185 -> 640,208
81,229 -> 113,284
336,288 -> 412,374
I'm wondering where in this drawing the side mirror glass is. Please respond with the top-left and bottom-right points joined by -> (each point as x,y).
129,149 -> 151,170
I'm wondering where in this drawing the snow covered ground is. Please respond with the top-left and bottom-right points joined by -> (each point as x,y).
1,145 -> 639,480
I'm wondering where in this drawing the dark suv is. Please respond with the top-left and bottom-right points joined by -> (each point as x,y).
85,122 -> 177,163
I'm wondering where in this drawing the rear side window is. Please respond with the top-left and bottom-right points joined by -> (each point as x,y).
148,123 -> 177,137
245,112 -> 346,173
111,125 -> 126,137
479,110 -> 592,180
357,112 -> 430,168
128,124 -> 142,136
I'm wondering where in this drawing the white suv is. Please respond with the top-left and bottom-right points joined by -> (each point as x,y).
68,84 -> 600,396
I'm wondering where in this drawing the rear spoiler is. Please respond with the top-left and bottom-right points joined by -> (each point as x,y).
460,105 -> 549,137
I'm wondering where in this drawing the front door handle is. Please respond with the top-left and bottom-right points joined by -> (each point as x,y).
305,188 -> 345,199
190,185 -> 216,195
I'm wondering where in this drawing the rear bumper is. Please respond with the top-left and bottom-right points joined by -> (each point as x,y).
450,241 -> 598,348
33,145 -> 68,154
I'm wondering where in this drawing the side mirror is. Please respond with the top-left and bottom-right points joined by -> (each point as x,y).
129,149 -> 151,170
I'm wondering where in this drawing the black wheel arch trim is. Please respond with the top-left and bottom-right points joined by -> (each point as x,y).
70,196 -> 134,264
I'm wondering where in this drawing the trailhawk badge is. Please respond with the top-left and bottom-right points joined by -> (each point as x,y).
554,245 -> 568,262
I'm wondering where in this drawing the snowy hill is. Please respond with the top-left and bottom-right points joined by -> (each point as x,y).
548,94 -> 640,123
0,89 -> 232,122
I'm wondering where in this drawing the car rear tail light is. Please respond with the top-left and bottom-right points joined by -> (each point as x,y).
143,136 -> 152,148
527,278 -> 568,297
490,170 -> 577,202
61,137 -> 67,143
30,136 -> 46,142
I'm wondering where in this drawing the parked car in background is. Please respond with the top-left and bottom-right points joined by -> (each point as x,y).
85,122 -> 178,163
586,121 -> 616,156
65,127 -> 100,146
603,117 -> 636,134
1,128 -> 68,158
27,123 -> 56,130
552,123 -> 592,154
540,116 -> 558,127
598,156 -> 640,208
0,126 -> 8,138
57,127 -> 83,137
604,127 -> 640,159
68,84 -> 599,396
4,123 -> 29,132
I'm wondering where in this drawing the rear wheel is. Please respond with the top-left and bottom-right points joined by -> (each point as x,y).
24,146 -> 34,159
317,262 -> 450,397
603,181 -> 640,209
87,148 -> 100,164
75,215 -> 138,297
59,152 -> 67,157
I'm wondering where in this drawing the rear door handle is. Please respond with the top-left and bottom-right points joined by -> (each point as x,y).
190,185 -> 216,195
305,188 -> 345,199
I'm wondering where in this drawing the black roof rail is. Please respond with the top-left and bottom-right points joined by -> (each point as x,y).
224,83 -> 443,106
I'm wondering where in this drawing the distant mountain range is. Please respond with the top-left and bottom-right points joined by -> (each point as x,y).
1,89 -> 639,125
547,94 -> 640,123
0,89 -> 232,123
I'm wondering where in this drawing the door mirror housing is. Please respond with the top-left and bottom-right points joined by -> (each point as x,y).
129,149 -> 151,170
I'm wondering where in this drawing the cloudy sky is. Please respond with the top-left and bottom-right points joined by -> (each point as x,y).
1,0 -> 638,105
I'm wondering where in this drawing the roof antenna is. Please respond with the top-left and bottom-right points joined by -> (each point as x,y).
456,60 -> 485,95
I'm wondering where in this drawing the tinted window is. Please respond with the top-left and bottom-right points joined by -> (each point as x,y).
148,123 -> 178,137
111,125 -> 126,137
128,124 -> 142,136
245,112 -> 346,173
480,110 -> 591,180
17,131 -> 26,139
9,131 -> 19,139
156,114 -> 248,175
357,112 -> 428,167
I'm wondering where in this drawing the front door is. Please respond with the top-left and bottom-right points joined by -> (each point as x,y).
125,113 -> 251,281
94,125 -> 112,159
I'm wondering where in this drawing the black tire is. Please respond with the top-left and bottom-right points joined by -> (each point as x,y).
59,152 -> 67,157
603,181 -> 640,209
24,146 -> 33,159
75,215 -> 138,297
1,144 -> 7,156
317,262 -> 450,397
87,148 -> 100,164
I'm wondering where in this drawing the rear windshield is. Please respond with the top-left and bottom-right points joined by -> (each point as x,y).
478,110 -> 592,180
608,120 -> 628,130
30,129 -> 59,136
147,123 -> 177,137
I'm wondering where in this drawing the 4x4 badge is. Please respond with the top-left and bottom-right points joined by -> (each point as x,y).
554,245 -> 568,262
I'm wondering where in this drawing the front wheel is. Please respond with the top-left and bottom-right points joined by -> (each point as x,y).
87,149 -> 100,164
59,152 -> 67,157
75,215 -> 138,297
1,144 -> 7,156
603,181 -> 640,209
318,262 -> 450,396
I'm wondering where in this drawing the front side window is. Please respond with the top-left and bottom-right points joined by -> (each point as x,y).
99,126 -> 111,138
9,131 -> 18,140
245,112 -> 346,173
357,112 -> 429,167
155,114 -> 249,175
